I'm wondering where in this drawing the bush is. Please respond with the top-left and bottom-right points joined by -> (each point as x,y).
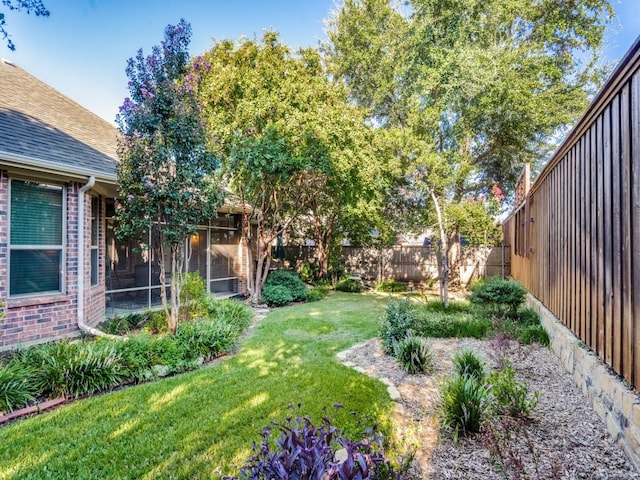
418,312 -> 491,339
298,262 -> 319,284
519,324 -> 550,346
180,272 -> 207,321
440,374 -> 488,439
200,296 -> 253,327
486,362 -> 539,418
262,284 -> 294,307
232,414 -> 399,480
516,307 -> 539,326
376,279 -> 408,293
265,270 -> 308,302
335,278 -> 363,293
0,363 -> 35,412
31,341 -> 127,399
452,349 -> 485,382
380,299 -> 421,354
143,310 -> 169,334
469,278 -> 527,317
176,319 -> 243,360
395,334 -> 432,374
307,286 -> 329,302
100,314 -> 141,335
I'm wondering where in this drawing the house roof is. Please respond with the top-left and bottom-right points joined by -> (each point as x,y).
0,58 -> 118,182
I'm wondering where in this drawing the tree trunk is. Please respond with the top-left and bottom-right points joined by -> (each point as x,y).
430,189 -> 449,308
168,243 -> 184,336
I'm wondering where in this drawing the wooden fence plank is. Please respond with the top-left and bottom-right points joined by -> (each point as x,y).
621,82 -> 633,382
631,72 -> 640,387
612,93 -> 623,374
603,105 -> 613,366
596,114 -> 605,356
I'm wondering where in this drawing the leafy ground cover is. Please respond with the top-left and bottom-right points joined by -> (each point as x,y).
0,292 -> 392,479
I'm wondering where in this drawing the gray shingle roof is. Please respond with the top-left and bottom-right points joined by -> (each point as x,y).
0,58 -> 118,179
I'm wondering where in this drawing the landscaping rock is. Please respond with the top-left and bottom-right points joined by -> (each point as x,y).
387,385 -> 401,401
152,365 -> 170,377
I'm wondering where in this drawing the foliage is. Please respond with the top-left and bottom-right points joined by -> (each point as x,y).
516,307 -> 539,326
0,0 -> 49,51
307,286 -> 330,302
376,280 -> 408,293
379,299 -> 420,354
440,374 -> 488,439
198,32 -> 368,303
452,350 -> 485,382
30,341 -> 127,399
143,310 -> 170,335
298,262 -> 319,284
336,278 -> 364,293
199,296 -> 253,327
261,284 -> 294,307
266,270 -> 308,302
395,334 -> 432,374
180,272 -> 208,321
176,318 -> 247,361
100,313 -> 141,335
0,362 -> 35,412
487,363 -> 539,419
232,413 -> 399,480
519,325 -> 550,347
469,278 -> 527,317
116,19 -> 223,334
416,312 -> 491,339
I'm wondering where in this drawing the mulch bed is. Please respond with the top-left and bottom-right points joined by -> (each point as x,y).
340,337 -> 640,479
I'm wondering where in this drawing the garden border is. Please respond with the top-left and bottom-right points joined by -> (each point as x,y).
527,294 -> 640,470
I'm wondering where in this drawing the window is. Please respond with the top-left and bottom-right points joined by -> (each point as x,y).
91,196 -> 99,286
10,180 -> 64,296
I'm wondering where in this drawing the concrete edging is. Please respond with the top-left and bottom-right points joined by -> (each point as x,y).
527,294 -> 640,470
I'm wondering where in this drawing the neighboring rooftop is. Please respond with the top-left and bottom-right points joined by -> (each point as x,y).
0,58 -> 118,179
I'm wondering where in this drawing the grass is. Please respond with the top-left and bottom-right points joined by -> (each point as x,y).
0,292 -> 392,479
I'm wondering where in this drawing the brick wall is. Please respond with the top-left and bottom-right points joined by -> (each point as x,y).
0,175 -> 105,350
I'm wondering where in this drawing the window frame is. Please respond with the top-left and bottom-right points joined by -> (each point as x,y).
90,195 -> 100,286
8,178 -> 66,297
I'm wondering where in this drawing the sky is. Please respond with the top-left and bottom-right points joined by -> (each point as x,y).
1,0 -> 639,125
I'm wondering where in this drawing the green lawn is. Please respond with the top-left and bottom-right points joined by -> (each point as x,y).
0,292 -> 392,480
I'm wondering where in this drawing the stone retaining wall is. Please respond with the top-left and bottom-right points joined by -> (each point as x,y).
527,294 -> 640,470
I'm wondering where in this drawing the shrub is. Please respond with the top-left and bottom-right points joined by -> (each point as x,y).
376,280 -> 408,293
100,314 -> 140,335
516,307 -> 539,326
469,278 -> 527,317
380,299 -> 420,354
180,272 -> 207,321
143,310 -> 170,334
32,341 -> 127,399
417,312 -> 491,339
0,363 -> 35,412
298,262 -> 319,284
486,362 -> 539,418
452,349 -> 485,382
336,278 -> 363,293
265,270 -> 308,302
395,334 -> 432,374
203,297 -> 252,327
176,319 -> 242,360
520,324 -> 550,346
440,374 -> 488,439
232,414 -> 399,480
262,284 -> 294,307
307,286 -> 329,302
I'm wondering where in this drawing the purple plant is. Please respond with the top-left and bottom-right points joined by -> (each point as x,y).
229,412 -> 401,480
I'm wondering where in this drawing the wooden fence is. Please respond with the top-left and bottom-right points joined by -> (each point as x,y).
503,37 -> 640,389
276,244 -> 510,285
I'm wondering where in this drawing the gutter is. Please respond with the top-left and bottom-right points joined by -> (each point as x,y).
77,176 -> 123,340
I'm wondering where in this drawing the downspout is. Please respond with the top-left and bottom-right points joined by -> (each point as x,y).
77,176 -> 123,340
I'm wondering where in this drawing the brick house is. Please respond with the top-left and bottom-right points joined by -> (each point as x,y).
0,59 -> 247,350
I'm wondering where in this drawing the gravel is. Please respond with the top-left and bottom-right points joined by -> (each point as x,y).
339,337 -> 640,479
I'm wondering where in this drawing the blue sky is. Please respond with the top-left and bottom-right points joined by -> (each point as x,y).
1,0 -> 638,124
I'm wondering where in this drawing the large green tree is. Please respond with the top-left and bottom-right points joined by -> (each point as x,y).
116,20 -> 222,334
197,33 -> 352,304
326,0 -> 613,300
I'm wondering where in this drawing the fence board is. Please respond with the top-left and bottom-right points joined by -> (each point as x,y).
503,43 -> 640,388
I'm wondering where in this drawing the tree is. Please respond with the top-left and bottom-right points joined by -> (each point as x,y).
0,0 -> 49,51
116,19 -> 222,335
198,33 -> 361,304
326,0 -> 614,301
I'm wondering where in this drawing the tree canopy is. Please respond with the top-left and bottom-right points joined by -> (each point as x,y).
116,19 -> 222,333
0,0 -> 49,51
